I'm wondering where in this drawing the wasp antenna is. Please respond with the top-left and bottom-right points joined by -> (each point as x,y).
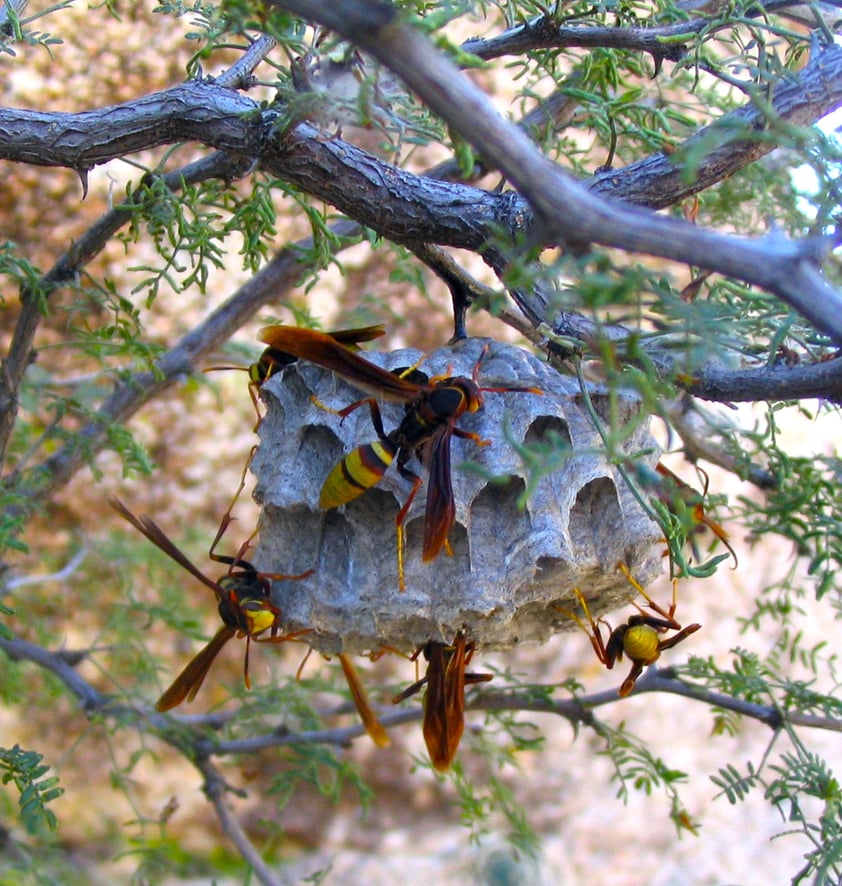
204,364 -> 248,373
471,343 -> 491,381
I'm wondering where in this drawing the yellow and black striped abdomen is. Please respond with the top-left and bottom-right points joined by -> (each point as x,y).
319,439 -> 398,509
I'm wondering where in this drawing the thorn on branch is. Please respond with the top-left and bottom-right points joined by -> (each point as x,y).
54,648 -> 91,667
76,167 -> 90,200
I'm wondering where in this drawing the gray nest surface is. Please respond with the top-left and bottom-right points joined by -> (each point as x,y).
252,337 -> 662,654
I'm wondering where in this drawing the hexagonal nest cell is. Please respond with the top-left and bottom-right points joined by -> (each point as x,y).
251,336 -> 663,654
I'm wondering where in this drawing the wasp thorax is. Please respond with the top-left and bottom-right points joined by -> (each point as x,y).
252,337 -> 663,655
427,383 -> 472,418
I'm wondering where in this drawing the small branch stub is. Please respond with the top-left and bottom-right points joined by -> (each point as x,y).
252,338 -> 662,654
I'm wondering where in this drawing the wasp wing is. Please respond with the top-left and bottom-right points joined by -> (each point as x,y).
325,324 -> 387,347
419,426 -> 456,562
109,496 -> 225,602
258,326 -> 422,403
422,637 -> 467,772
155,625 -> 236,711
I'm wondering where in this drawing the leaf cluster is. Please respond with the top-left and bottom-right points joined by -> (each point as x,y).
0,745 -> 63,836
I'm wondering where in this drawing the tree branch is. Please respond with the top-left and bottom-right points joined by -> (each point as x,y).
1,25 -> 839,338
0,152 -> 250,471
662,399 -> 779,489
0,634 -> 110,712
3,633 -> 840,755
685,354 -> 842,404
270,1 -> 842,343
195,755 -> 282,886
2,545 -> 87,589
261,43 -> 842,225
4,220 -> 360,511
586,51 -> 842,209
0,79 -> 543,503
473,666 -> 842,733
459,0 -> 842,64
214,34 -> 278,90
0,81 -> 261,169
462,13 -> 700,64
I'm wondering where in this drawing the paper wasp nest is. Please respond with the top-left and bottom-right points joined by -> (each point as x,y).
252,338 -> 662,654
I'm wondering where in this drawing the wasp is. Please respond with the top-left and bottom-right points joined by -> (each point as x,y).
654,462 -> 737,568
203,324 -> 388,561
108,497 -> 312,711
392,632 -> 492,771
257,325 -> 541,588
207,324 -> 386,428
562,564 -> 701,696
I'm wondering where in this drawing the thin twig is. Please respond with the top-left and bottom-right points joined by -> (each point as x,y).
195,755 -> 283,886
473,667 -> 842,733
3,633 -> 840,751
215,34 -> 278,89
1,545 -> 87,590
5,220 -> 359,511
0,152 -> 249,469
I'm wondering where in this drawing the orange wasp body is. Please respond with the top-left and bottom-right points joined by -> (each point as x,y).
392,632 -> 491,771
564,565 -> 701,696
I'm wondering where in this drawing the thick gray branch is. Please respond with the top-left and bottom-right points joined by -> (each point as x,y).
0,81 -> 262,169
686,354 -> 842,403
270,1 -> 842,344
0,42 -> 838,229
0,12 -> 840,342
461,1 -> 842,62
